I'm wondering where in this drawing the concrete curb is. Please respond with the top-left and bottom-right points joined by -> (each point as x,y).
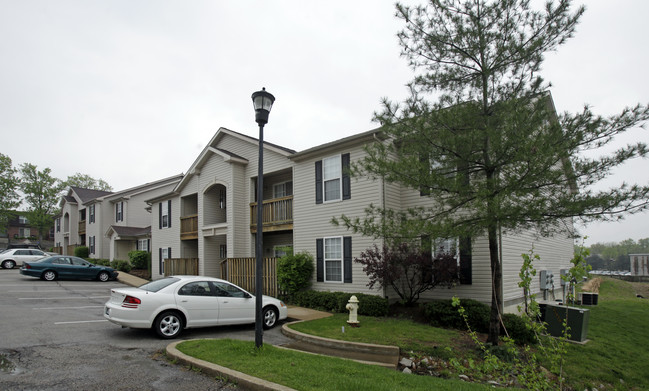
281,321 -> 400,367
166,340 -> 297,391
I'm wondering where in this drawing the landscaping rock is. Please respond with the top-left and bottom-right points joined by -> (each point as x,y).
399,357 -> 413,367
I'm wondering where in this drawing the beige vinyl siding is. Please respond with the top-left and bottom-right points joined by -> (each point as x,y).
415,235 -> 494,305
293,146 -> 384,295
500,225 -> 574,311
151,197 -> 181,278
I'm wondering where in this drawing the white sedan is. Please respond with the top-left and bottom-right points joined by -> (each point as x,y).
104,275 -> 288,339
0,248 -> 48,269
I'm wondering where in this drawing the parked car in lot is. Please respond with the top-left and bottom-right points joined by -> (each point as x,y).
104,276 -> 288,339
20,256 -> 119,282
0,248 -> 49,269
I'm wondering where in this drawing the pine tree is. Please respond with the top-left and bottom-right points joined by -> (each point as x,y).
339,0 -> 649,344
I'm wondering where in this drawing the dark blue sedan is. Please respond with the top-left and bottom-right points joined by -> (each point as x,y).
20,256 -> 119,282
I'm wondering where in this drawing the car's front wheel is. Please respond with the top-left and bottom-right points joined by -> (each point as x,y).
42,270 -> 57,281
262,306 -> 279,329
1,260 -> 16,269
97,271 -> 110,282
154,311 -> 183,339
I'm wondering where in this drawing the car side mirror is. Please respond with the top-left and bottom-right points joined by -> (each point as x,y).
244,293 -> 252,299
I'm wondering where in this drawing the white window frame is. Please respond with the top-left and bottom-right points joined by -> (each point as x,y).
89,236 -> 96,254
89,204 -> 95,224
18,215 -> 28,224
19,227 -> 31,238
116,202 -> 123,222
322,156 -> 342,203
161,202 -> 170,228
273,181 -> 293,198
324,236 -> 343,283
433,237 -> 459,260
137,239 -> 149,251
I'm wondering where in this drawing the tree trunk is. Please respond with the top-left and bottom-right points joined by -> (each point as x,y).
486,222 -> 502,345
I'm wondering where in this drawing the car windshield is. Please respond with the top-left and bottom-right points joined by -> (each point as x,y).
138,277 -> 180,292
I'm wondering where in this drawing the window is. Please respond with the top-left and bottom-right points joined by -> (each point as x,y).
273,181 -> 293,198
424,235 -> 472,285
219,244 -> 227,259
274,245 -> 292,258
315,153 -> 351,204
219,189 -> 226,209
323,156 -> 341,201
159,200 -> 171,229
18,228 -> 30,238
18,215 -> 28,224
159,247 -> 171,274
137,239 -> 149,252
324,237 -> 342,282
89,236 -> 96,254
316,236 -> 352,283
213,281 -> 248,298
56,218 -> 61,232
178,281 -> 212,296
116,202 -> 123,222
89,204 -> 95,223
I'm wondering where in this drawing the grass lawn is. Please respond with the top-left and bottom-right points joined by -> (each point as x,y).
177,277 -> 649,390
561,278 -> 649,390
176,339 -> 491,391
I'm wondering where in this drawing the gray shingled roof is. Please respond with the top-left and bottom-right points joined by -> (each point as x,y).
110,226 -> 151,237
70,187 -> 113,203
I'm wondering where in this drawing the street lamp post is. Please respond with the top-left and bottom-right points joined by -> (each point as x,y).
251,87 -> 275,348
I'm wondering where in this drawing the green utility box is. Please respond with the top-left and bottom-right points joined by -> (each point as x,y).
544,304 -> 590,342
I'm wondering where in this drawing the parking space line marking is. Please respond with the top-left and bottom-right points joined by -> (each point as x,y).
33,305 -> 104,310
10,290 -> 109,293
54,320 -> 109,325
19,296 -> 109,300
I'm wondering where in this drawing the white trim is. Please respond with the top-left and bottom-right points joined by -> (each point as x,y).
323,236 -> 343,283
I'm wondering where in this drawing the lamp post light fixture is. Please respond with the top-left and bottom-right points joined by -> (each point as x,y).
251,87 -> 275,348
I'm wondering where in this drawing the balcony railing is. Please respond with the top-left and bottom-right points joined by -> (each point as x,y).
249,196 -> 293,233
78,220 -> 86,235
180,214 -> 198,240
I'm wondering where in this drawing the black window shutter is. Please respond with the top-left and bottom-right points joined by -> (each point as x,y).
343,236 -> 352,283
315,160 -> 323,204
316,239 -> 324,282
459,236 -> 472,284
159,248 -> 163,274
167,200 -> 172,228
168,247 -> 172,259
159,202 -> 162,229
342,153 -> 351,200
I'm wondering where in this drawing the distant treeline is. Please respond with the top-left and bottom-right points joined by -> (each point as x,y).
582,238 -> 649,271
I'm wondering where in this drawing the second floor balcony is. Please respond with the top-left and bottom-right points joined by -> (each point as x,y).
180,214 -> 198,240
250,195 -> 293,233
78,220 -> 86,235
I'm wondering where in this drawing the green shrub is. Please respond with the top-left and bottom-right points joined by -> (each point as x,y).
128,250 -> 150,269
501,313 -> 536,345
292,290 -> 389,317
277,252 -> 314,300
110,260 -> 132,273
74,246 -> 89,259
423,299 -> 490,333
93,259 -> 111,266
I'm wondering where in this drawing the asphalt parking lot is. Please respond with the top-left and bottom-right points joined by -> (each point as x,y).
0,268 -> 291,390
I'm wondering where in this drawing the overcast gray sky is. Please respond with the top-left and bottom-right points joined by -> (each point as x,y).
1,1 -> 648,245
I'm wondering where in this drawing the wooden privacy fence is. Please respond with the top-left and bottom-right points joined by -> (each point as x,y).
221,257 -> 278,297
164,258 -> 199,276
